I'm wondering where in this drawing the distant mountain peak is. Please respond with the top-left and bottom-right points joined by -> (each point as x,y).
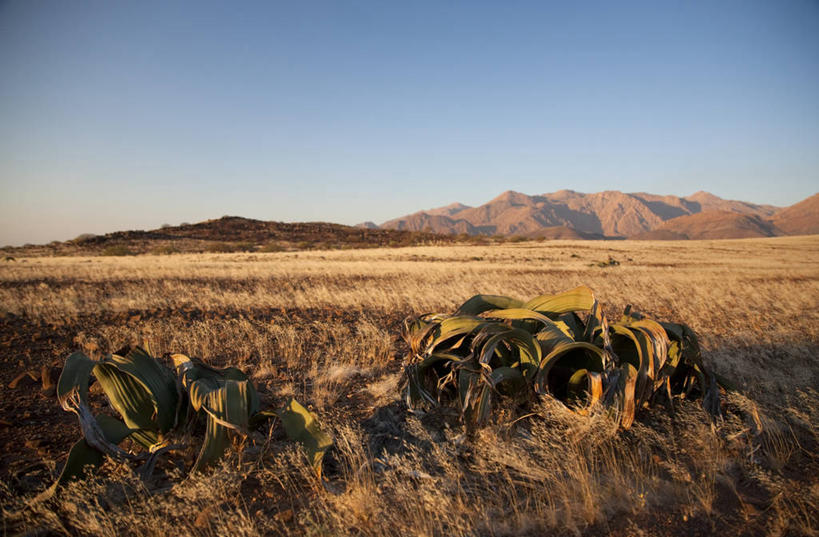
491,190 -> 534,204
687,191 -> 722,202
425,202 -> 472,217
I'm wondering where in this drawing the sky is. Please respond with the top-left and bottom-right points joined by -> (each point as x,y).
1,1 -> 817,246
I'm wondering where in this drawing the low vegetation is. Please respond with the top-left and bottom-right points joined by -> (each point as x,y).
101,245 -> 135,256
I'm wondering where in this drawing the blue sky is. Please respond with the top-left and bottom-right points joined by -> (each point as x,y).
1,1 -> 817,245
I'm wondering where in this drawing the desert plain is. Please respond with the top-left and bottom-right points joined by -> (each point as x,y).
1,236 -> 818,536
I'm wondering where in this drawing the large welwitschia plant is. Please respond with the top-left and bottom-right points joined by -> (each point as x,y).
403,286 -> 722,430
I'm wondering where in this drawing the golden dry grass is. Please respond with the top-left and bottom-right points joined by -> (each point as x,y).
1,236 -> 818,536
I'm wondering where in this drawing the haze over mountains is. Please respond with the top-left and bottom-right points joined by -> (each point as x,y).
368,190 -> 819,240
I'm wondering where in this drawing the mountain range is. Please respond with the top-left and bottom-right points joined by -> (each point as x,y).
364,190 -> 819,240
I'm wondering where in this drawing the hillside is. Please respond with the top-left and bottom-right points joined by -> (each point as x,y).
771,192 -> 819,235
684,190 -> 779,216
634,211 -> 782,240
2,216 -> 456,256
380,190 -> 797,239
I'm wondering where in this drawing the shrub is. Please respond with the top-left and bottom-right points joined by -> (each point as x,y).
402,286 -> 721,430
150,245 -> 180,255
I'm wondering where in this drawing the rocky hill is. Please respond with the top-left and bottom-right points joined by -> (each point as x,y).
2,217 -> 457,256
771,193 -> 819,236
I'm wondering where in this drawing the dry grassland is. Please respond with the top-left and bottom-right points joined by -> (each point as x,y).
1,236 -> 818,536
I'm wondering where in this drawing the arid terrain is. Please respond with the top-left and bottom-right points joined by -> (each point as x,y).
1,236 -> 818,536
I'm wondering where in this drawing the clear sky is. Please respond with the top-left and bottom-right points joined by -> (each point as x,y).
1,1 -> 817,245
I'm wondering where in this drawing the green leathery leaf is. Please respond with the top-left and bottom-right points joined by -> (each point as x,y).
535,323 -> 577,355
51,413 -> 135,490
618,363 -> 639,429
478,327 -> 541,377
57,351 -> 97,408
558,312 -> 585,340
94,347 -> 179,434
566,368 -> 603,415
279,399 -> 333,477
192,392 -> 231,473
429,316 -> 487,349
629,323 -> 673,405
113,347 -> 179,422
522,285 -> 595,316
52,439 -> 104,490
480,308 -> 558,326
225,379 -> 252,433
630,319 -> 669,375
181,358 -> 259,418
622,327 -> 655,408
666,340 -> 681,369
93,363 -> 160,435
472,383 -> 493,426
191,378 -> 258,471
581,300 -> 609,344
455,294 -> 523,316
660,321 -> 685,343
187,376 -> 220,412
405,317 -> 439,356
